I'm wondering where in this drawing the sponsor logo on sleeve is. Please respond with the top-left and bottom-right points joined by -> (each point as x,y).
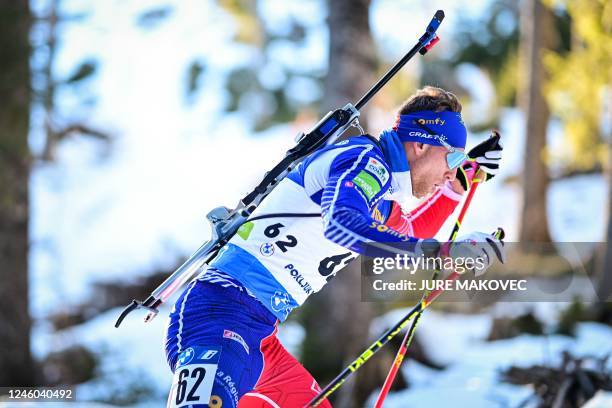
223,329 -> 250,354
365,157 -> 389,185
352,170 -> 381,200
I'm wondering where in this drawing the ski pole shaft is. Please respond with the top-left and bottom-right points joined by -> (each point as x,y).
450,170 -> 485,240
366,135 -> 502,401
372,309 -> 423,408
375,228 -> 505,408
307,262 -> 469,407
374,170 -> 485,408
306,298 -> 425,407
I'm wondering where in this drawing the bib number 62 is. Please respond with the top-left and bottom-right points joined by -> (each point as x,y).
169,347 -> 221,408
264,223 -> 298,253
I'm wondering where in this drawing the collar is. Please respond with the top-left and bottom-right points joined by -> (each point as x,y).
379,129 -> 413,204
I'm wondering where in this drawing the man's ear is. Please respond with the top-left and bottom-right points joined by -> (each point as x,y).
403,141 -> 424,164
414,142 -> 427,157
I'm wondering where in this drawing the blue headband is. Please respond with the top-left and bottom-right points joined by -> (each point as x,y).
394,110 -> 467,149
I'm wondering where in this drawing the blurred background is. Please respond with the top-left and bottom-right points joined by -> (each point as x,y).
0,0 -> 611,406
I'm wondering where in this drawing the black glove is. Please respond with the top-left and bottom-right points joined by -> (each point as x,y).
456,130 -> 503,191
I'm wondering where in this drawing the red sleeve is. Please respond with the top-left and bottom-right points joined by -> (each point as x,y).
385,181 -> 463,239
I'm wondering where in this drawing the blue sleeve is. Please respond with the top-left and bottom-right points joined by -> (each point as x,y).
320,146 -> 420,255
374,199 -> 393,223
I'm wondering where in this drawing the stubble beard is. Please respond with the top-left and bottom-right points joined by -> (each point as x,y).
412,178 -> 431,199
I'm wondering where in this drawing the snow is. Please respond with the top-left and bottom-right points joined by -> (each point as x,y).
29,0 -> 303,316
367,312 -> 612,408
584,391 -> 612,408
370,309 -> 492,366
32,304 -> 174,402
36,302 -> 611,406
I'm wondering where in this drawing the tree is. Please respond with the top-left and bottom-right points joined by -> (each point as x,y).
543,0 -> 611,171
218,0 -> 324,131
542,0 -> 612,302
450,0 -> 521,122
599,149 -> 612,302
0,0 -> 36,387
518,0 -> 554,244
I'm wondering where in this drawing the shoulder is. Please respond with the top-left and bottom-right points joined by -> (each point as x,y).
329,138 -> 392,204
331,135 -> 386,164
331,137 -> 390,183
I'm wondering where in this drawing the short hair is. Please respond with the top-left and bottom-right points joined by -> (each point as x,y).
398,86 -> 462,114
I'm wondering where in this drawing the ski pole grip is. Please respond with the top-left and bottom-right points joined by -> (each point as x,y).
490,129 -> 502,148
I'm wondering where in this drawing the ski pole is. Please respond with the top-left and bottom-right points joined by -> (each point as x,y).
373,167 -> 487,408
115,10 -> 445,328
374,131 -> 503,406
307,224 -> 505,408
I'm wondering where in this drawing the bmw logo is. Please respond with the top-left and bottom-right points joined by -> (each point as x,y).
260,243 -> 275,257
178,347 -> 195,366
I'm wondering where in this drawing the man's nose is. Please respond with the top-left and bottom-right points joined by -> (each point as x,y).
444,168 -> 458,182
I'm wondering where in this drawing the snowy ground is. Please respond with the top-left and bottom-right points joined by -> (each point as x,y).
367,309 -> 612,408
30,304 -> 612,406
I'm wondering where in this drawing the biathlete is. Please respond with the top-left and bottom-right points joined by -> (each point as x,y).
164,86 -> 505,408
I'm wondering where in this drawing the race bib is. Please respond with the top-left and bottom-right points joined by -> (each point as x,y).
168,346 -> 221,408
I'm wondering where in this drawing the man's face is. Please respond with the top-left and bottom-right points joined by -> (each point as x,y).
405,142 -> 460,198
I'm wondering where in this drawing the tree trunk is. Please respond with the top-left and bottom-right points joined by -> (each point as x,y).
299,1 -> 377,407
596,143 -> 612,301
0,0 -> 35,387
519,0 -> 553,244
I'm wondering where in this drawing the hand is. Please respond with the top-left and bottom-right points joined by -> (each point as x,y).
456,130 -> 503,191
445,230 -> 505,276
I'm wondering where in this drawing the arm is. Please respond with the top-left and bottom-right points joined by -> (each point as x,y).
320,146 -> 420,255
